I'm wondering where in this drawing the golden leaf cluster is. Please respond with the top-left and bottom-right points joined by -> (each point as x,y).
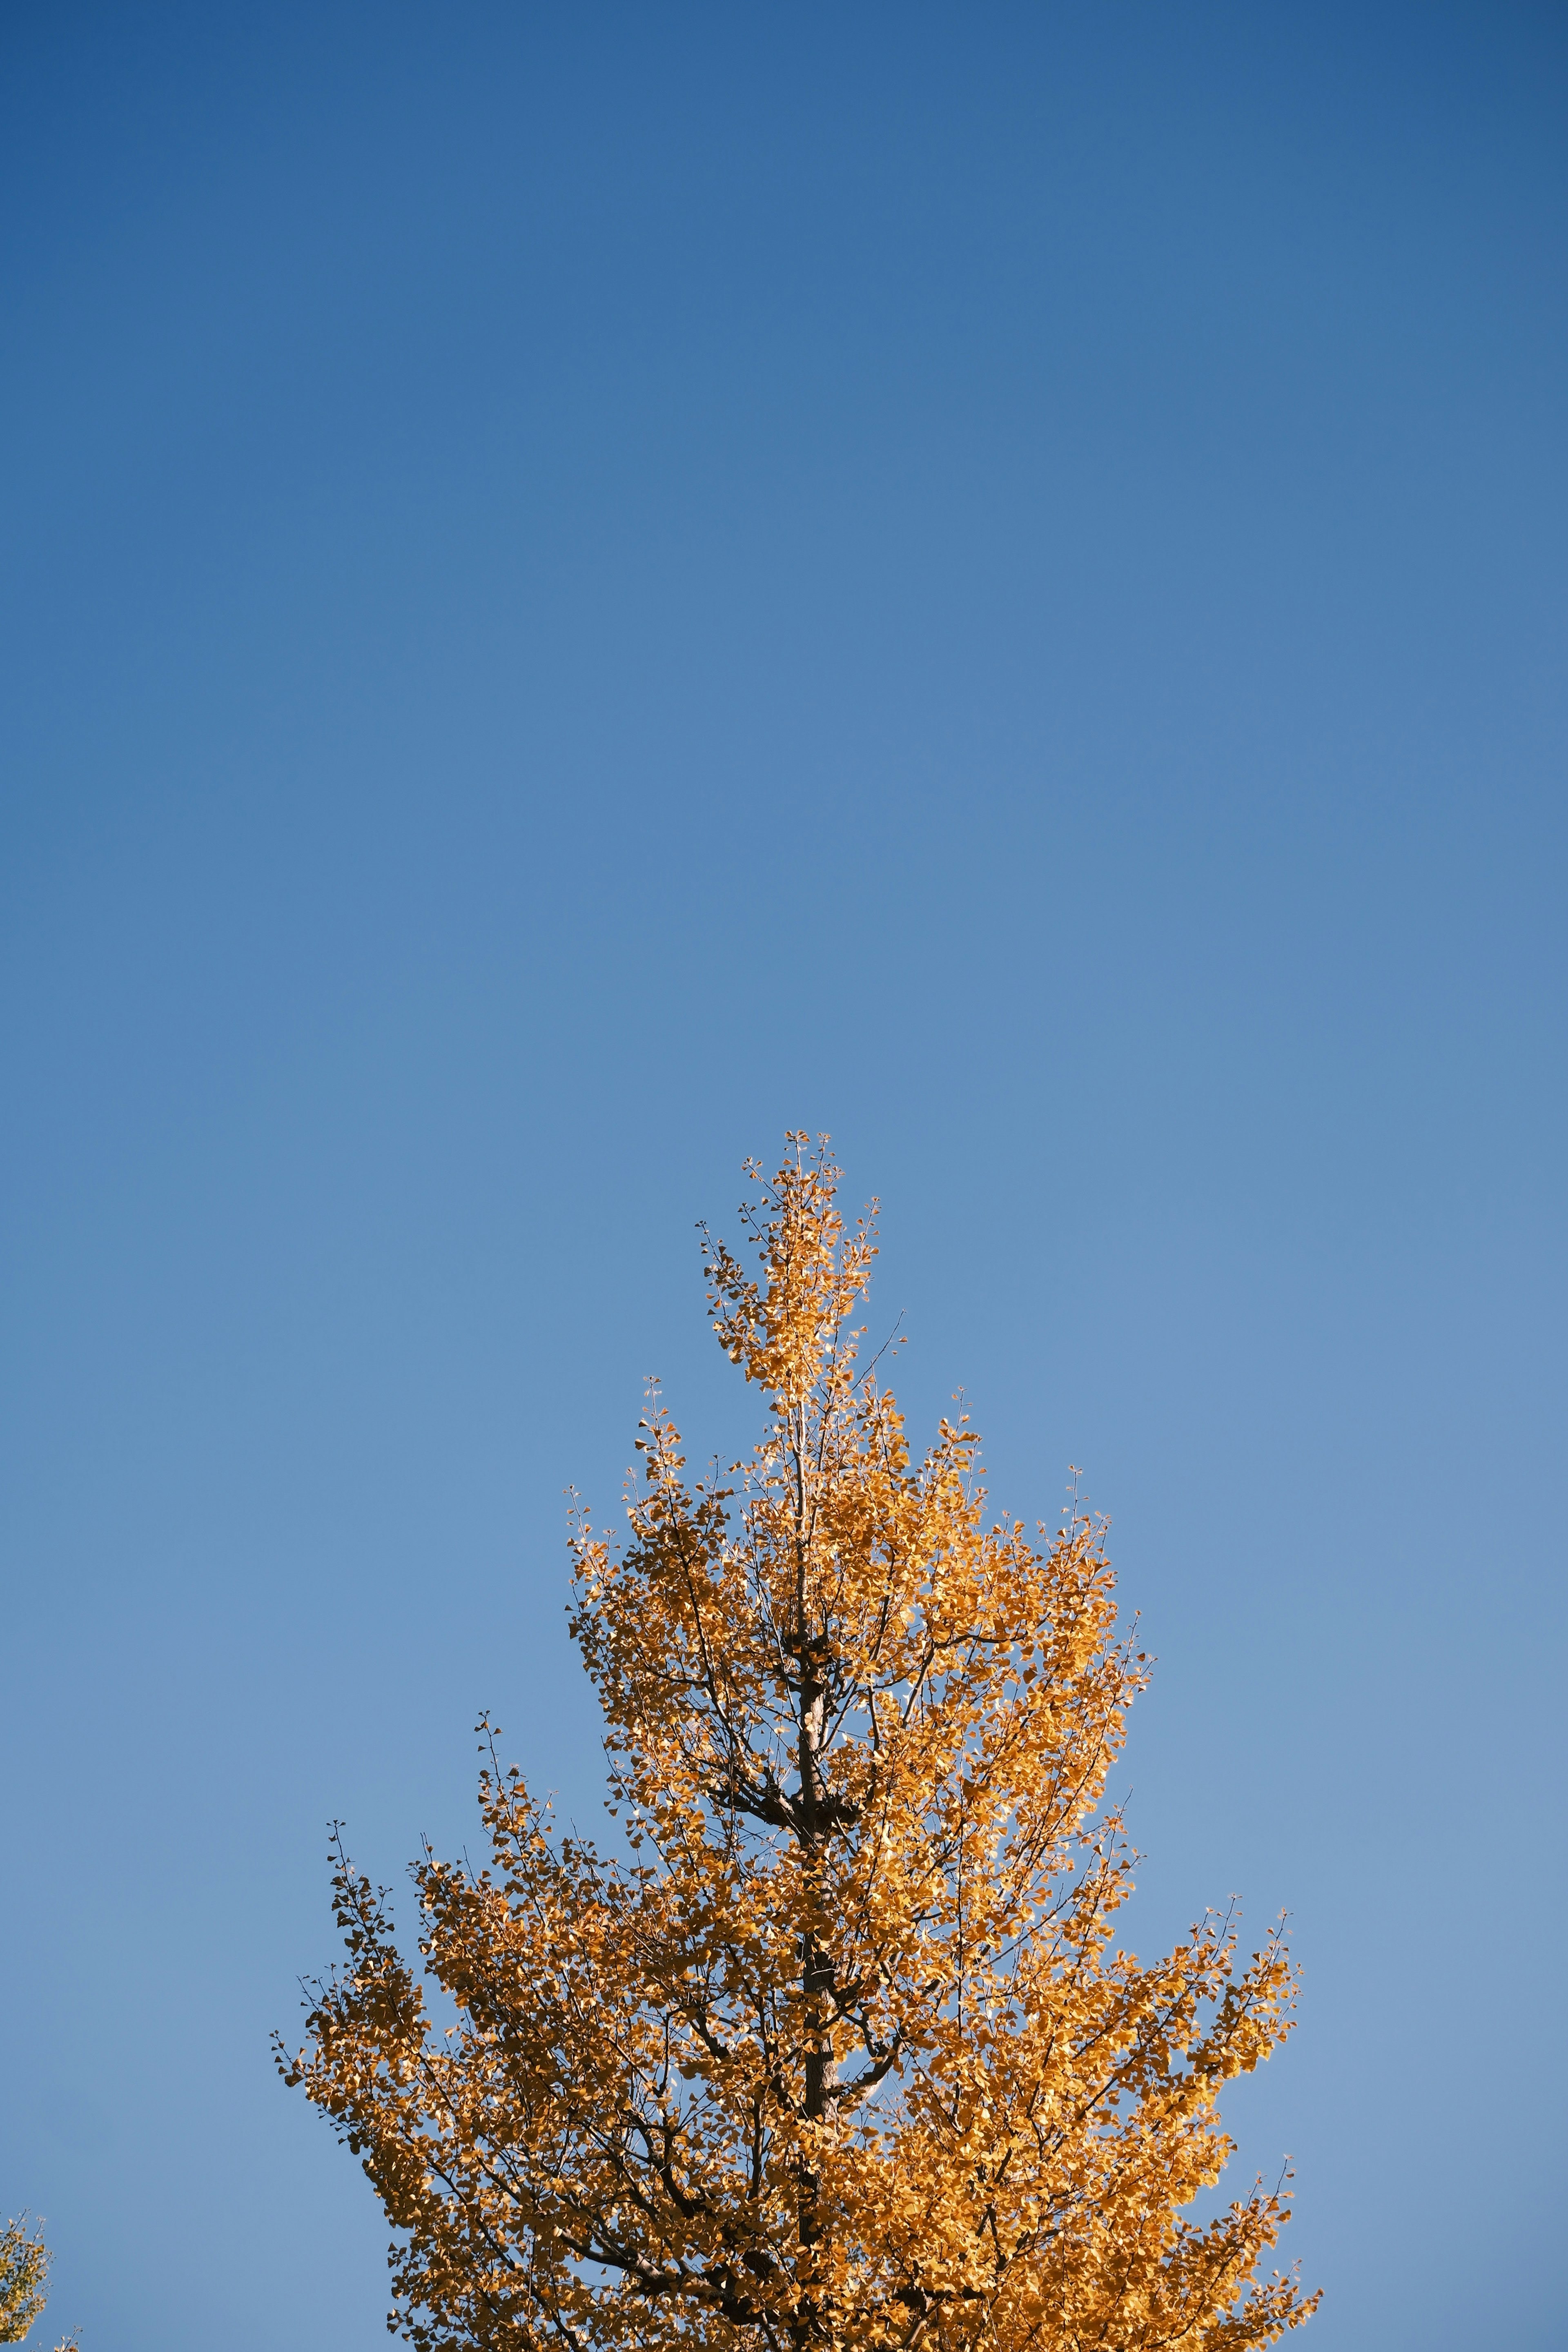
283,1139 -> 1317,2352
0,2215 -> 76,2350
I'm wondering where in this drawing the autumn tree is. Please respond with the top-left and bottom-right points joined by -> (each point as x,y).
283,1139 -> 1316,2352
0,2215 -> 76,2350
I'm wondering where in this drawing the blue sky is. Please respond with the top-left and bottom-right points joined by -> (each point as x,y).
2,6 -> 1564,2348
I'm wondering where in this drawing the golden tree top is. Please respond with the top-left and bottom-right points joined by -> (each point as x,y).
285,1138 -> 1316,2352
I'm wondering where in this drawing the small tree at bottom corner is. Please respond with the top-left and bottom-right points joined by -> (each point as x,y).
282,1136 -> 1320,2350
1,2216 -> 78,2351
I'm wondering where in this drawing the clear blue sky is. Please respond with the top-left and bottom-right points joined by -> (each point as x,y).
2,6 -> 1564,2348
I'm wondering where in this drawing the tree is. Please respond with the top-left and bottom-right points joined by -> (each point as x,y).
283,1138 -> 1317,2352
0,2216 -> 76,2350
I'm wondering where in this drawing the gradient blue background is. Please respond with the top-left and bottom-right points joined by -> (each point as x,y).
2,6 -> 1565,2347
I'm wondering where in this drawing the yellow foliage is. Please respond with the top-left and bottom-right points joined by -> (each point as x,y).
282,1139 -> 1317,2351
0,2216 -> 76,2350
